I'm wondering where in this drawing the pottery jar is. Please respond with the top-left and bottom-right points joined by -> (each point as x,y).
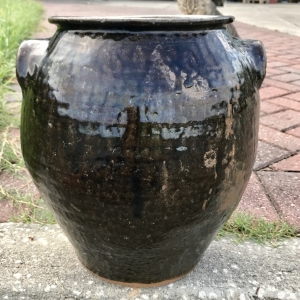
16,15 -> 266,286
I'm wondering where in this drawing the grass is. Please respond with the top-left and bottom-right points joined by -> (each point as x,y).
218,212 -> 298,244
0,186 -> 56,224
0,0 -> 43,171
0,0 -> 46,223
0,0 -> 43,130
0,125 -> 24,175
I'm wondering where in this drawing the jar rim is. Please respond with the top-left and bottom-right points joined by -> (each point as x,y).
48,15 -> 234,31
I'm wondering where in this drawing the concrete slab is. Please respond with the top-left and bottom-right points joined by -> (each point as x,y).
1,223 -> 300,300
219,3 -> 300,37
4,93 -> 22,103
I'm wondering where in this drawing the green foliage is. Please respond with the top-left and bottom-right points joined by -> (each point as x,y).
0,0 -> 42,171
0,0 -> 43,65
0,126 -> 24,174
0,0 -> 43,130
218,212 -> 298,244
0,0 -> 46,224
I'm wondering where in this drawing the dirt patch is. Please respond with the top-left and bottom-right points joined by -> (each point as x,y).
0,199 -> 24,222
0,170 -> 40,223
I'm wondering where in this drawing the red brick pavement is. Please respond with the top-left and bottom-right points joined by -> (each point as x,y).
234,22 -> 300,229
1,4 -> 300,230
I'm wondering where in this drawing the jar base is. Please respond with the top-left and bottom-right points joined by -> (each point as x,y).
81,262 -> 195,288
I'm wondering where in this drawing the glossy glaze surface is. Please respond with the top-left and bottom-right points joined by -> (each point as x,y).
17,16 -> 266,285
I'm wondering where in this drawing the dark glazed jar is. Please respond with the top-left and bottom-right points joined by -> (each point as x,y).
16,15 -> 266,287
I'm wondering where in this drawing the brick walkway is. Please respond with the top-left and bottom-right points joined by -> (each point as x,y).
1,2 -> 300,230
233,22 -> 300,229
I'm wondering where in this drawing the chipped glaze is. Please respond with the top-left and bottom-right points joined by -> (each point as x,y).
16,16 -> 266,286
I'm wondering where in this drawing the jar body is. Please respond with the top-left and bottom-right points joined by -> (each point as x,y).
19,27 -> 263,285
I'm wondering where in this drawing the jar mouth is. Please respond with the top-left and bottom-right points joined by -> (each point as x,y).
48,15 -> 234,31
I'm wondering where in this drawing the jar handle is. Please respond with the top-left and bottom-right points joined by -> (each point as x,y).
16,39 -> 49,89
241,39 -> 267,89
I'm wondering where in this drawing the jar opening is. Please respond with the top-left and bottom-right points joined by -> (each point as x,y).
48,15 -> 234,31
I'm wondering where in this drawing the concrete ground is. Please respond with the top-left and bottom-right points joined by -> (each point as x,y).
219,3 -> 300,37
1,1 -> 300,299
1,223 -> 299,299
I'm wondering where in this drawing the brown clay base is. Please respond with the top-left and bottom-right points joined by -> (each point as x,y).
81,263 -> 195,288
